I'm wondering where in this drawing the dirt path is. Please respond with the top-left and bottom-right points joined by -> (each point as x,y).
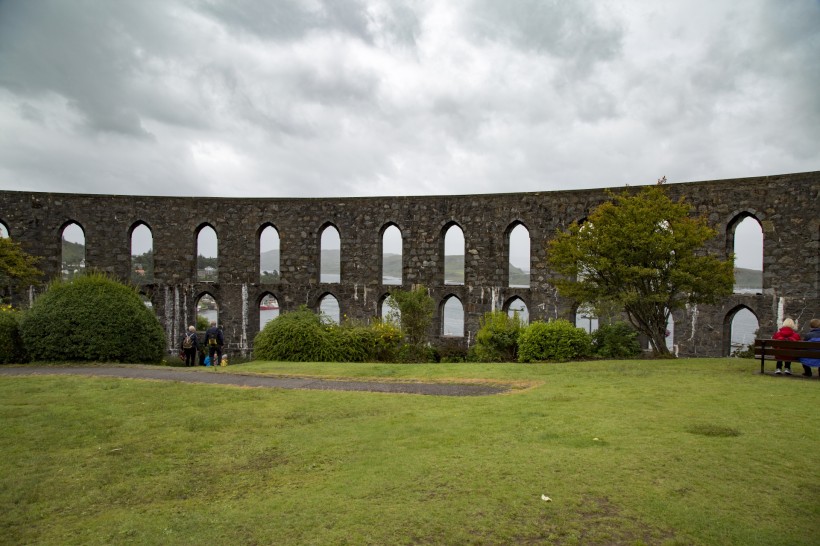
0,365 -> 509,396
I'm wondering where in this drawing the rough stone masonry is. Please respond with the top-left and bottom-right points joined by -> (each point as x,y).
1,171 -> 817,358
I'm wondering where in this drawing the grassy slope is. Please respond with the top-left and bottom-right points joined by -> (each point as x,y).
1,359 -> 817,545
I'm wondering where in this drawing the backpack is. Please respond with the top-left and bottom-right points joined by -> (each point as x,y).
208,336 -> 218,347
182,333 -> 194,349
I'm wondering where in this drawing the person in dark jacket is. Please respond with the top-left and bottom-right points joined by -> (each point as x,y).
800,318 -> 820,377
772,318 -> 801,374
204,321 -> 224,367
180,325 -> 199,367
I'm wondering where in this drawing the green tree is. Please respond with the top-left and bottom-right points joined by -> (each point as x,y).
547,186 -> 733,356
0,237 -> 43,303
388,285 -> 435,346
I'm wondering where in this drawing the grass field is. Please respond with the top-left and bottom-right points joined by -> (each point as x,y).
1,358 -> 818,545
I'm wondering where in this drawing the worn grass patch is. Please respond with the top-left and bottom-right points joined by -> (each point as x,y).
685,423 -> 742,437
0,358 -> 817,545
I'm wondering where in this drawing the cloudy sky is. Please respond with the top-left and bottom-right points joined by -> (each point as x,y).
0,0 -> 817,203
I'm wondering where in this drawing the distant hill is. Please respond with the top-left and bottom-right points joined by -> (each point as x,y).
61,240 -> 84,265
734,267 -> 762,289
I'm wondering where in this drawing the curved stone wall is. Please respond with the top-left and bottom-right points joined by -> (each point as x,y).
1,170 -> 818,357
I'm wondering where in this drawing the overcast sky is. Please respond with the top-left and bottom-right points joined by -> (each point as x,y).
1,0 -> 817,268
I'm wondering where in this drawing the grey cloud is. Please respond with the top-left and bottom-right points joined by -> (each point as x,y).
197,0 -> 373,42
467,0 -> 623,72
0,0 -> 227,139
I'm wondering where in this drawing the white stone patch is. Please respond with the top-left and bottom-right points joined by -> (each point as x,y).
241,283 -> 248,353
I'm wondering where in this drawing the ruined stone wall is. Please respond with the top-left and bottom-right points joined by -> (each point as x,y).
1,171 -> 817,358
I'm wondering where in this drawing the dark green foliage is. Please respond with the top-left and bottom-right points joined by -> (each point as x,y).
473,310 -> 525,362
19,273 -> 165,363
253,307 -> 403,362
591,322 -> 641,358
254,308 -> 330,361
0,309 -> 28,363
518,319 -> 592,363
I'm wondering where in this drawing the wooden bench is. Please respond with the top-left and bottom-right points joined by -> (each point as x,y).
753,339 -> 820,374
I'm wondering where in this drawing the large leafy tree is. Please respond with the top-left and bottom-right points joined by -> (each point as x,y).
0,237 -> 43,303
547,186 -> 734,356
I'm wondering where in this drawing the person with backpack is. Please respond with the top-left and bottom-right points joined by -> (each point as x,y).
180,325 -> 199,367
204,321 -> 224,368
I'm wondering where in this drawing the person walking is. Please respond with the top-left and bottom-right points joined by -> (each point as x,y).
180,325 -> 199,367
204,321 -> 224,368
772,318 -> 801,375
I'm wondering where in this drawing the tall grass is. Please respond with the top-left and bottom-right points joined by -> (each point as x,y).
0,358 -> 817,545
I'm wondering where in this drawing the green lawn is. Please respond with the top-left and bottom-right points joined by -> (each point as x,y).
1,359 -> 817,545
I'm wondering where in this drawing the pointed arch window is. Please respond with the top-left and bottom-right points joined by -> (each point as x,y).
381,294 -> 400,325
320,225 -> 340,283
444,224 -> 464,285
259,293 -> 280,330
196,293 -> 218,328
506,297 -> 529,324
442,296 -> 464,337
729,307 -> 759,357
319,293 -> 340,324
61,222 -> 85,280
197,226 -> 218,282
382,224 -> 402,285
732,216 -> 763,293
130,223 -> 154,283
260,225 -> 280,283
508,224 -> 530,288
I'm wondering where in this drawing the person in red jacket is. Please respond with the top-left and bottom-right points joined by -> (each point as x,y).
772,318 -> 801,374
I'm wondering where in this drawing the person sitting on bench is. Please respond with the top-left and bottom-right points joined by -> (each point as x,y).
800,318 -> 820,377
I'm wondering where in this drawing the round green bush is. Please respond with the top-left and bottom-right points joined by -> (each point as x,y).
254,307 -> 334,361
518,319 -> 592,363
592,322 -> 641,358
0,309 -> 28,363
20,273 -> 165,363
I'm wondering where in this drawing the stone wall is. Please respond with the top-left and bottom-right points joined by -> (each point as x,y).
1,170 -> 818,358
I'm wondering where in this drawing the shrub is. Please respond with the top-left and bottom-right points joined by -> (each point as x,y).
19,273 -> 165,363
254,307 -> 332,361
473,310 -> 525,362
518,319 -> 592,363
368,319 -> 404,362
591,322 -> 641,358
0,306 -> 28,363
254,308 -> 403,362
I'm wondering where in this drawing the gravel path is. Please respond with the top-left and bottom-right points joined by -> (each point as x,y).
0,366 -> 509,396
